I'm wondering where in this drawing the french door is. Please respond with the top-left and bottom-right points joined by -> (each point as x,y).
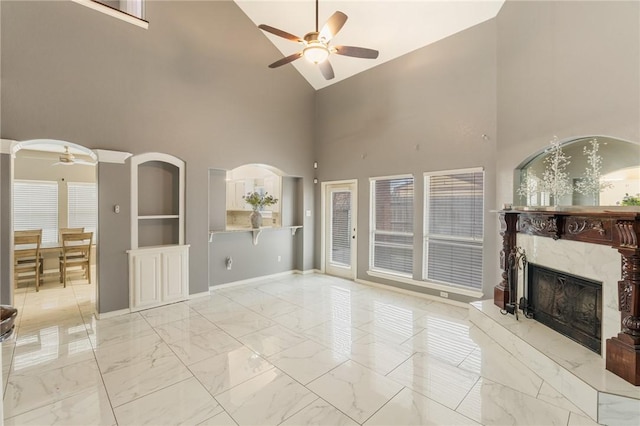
323,181 -> 357,279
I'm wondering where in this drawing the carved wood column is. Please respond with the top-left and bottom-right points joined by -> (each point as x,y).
495,212 -> 519,309
606,219 -> 640,385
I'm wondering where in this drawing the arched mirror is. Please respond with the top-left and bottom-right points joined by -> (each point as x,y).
226,164 -> 283,229
514,136 -> 640,207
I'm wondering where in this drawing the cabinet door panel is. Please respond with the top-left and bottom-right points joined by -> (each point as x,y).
132,252 -> 161,310
162,249 -> 188,303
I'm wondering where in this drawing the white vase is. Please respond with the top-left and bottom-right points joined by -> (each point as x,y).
250,210 -> 262,229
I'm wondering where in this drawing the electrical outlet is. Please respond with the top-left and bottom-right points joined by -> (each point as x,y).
440,291 -> 449,298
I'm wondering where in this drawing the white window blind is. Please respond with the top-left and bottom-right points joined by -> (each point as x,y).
68,182 -> 97,240
424,169 -> 484,290
330,190 -> 352,267
14,180 -> 58,244
370,176 -> 414,277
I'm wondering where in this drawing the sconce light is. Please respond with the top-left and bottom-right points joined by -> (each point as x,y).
313,161 -> 318,169
313,178 -> 318,184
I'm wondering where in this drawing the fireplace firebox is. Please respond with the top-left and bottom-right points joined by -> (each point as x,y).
528,263 -> 602,353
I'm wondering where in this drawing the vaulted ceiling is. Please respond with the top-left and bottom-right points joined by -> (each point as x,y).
235,1 -> 505,90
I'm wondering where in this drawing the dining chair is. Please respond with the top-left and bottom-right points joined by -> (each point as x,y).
15,229 -> 44,276
58,227 -> 84,279
59,232 -> 93,287
14,233 -> 42,291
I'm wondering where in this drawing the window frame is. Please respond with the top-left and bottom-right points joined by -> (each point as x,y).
369,174 -> 415,278
423,167 -> 485,291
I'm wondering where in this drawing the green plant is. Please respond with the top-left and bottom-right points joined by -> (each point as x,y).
242,191 -> 278,211
621,193 -> 640,206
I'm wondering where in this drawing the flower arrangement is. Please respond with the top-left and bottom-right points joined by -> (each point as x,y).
242,191 -> 278,211
621,193 -> 640,206
539,137 -> 572,206
574,138 -> 613,202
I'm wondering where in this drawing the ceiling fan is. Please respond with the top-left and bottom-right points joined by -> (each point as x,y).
258,0 -> 379,80
53,146 -> 95,166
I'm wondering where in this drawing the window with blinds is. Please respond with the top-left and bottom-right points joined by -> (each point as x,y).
370,175 -> 414,277
68,182 -> 98,240
424,168 -> 484,289
14,180 -> 59,244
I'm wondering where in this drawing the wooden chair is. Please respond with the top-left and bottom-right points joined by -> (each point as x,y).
15,229 -> 44,276
59,232 -> 93,287
14,233 -> 42,291
58,227 -> 84,278
59,228 -> 84,240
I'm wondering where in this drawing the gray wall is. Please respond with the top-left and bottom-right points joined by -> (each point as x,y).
313,0 -> 639,302
314,19 -> 498,302
0,155 -> 10,305
496,0 -> 640,205
1,0 -> 316,312
97,162 -> 130,313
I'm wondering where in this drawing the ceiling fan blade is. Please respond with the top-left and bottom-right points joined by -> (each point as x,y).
319,11 -> 348,41
258,25 -> 303,43
268,52 -> 303,68
333,45 -> 379,59
319,60 -> 335,80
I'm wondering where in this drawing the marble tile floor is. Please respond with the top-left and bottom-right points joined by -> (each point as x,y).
2,273 -> 605,425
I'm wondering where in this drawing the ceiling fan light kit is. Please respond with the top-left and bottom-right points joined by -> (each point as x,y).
53,146 -> 95,166
258,0 -> 379,80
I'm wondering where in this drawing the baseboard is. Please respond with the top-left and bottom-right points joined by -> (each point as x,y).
95,308 -> 130,320
293,269 -> 319,275
355,277 -> 469,308
189,291 -> 210,299
209,270 -> 297,291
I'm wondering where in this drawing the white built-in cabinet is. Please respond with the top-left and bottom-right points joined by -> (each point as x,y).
128,152 -> 189,312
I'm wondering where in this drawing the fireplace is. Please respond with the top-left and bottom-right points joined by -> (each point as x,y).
528,263 -> 602,354
495,209 -> 640,385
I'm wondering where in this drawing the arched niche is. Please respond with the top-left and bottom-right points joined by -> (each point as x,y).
514,136 -> 640,207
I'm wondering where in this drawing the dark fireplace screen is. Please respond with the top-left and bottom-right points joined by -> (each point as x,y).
527,264 -> 602,354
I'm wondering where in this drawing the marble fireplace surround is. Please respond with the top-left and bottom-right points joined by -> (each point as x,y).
518,234 -> 618,357
470,209 -> 640,424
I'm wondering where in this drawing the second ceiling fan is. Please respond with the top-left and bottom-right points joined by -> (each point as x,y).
258,0 -> 379,80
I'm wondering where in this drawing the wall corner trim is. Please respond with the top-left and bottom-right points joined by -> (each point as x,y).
94,149 -> 132,164
0,139 -> 17,155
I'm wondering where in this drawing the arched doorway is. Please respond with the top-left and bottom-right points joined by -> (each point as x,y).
10,139 -> 98,312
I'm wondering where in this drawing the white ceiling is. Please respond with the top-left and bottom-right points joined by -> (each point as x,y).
235,0 -> 505,90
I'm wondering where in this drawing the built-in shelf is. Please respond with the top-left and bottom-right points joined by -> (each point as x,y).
130,152 -> 188,312
138,215 -> 180,220
209,225 -> 303,245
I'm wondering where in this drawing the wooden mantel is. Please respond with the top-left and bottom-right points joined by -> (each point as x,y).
495,208 -> 640,385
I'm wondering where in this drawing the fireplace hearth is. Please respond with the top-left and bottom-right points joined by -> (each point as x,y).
528,263 -> 602,353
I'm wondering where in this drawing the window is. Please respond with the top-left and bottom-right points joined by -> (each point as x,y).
14,180 -> 59,244
424,168 -> 484,290
370,175 -> 414,277
68,182 -> 98,239
92,0 -> 145,19
71,0 -> 148,29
